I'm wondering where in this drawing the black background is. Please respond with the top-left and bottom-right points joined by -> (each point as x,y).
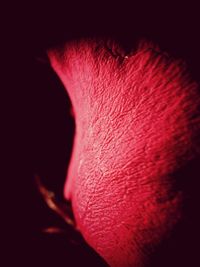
3,1 -> 200,266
